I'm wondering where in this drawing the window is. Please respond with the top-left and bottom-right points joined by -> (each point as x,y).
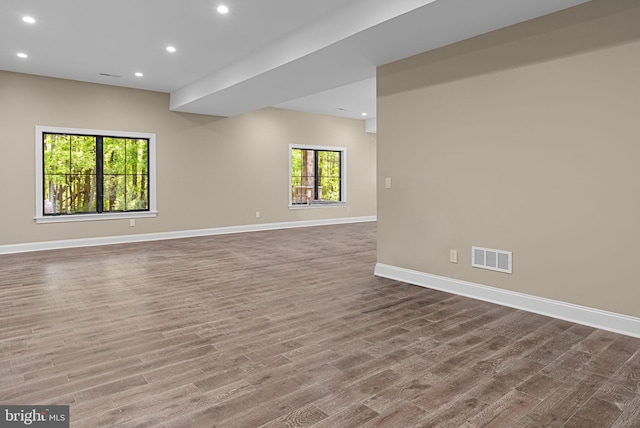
289,145 -> 346,206
35,126 -> 156,223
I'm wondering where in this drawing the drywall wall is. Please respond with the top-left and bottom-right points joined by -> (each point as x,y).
0,71 -> 376,245
377,0 -> 640,318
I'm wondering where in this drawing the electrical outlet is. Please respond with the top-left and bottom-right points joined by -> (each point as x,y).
385,177 -> 392,189
129,219 -> 135,227
450,249 -> 458,263
255,211 -> 260,218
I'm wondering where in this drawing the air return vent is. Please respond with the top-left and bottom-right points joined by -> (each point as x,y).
472,246 -> 512,274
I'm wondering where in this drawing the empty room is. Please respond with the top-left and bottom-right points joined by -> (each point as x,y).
1,0 -> 639,427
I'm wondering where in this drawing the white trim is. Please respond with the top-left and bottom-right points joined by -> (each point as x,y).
35,211 -> 158,224
288,203 -> 347,210
0,216 -> 376,255
35,125 -> 157,222
288,144 -> 347,206
374,263 -> 640,339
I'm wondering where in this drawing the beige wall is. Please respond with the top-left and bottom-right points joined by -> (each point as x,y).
0,71 -> 376,245
377,0 -> 640,318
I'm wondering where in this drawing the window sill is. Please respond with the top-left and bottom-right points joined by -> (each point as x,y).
288,203 -> 347,210
35,211 -> 158,224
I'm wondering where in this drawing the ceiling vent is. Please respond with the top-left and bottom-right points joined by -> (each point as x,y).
472,246 -> 512,274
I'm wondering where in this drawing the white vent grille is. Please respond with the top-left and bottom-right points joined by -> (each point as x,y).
472,246 -> 512,274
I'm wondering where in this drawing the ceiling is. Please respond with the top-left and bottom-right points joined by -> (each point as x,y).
1,0 -> 590,122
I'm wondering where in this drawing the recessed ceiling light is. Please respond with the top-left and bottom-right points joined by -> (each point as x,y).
166,46 -> 176,53
217,5 -> 229,14
22,16 -> 36,24
17,52 -> 28,58
135,72 -> 143,77
361,113 -> 368,117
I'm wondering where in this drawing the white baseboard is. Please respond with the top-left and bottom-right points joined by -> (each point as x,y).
0,216 -> 376,255
374,263 -> 640,339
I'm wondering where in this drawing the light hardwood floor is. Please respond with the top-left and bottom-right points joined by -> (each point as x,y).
1,222 -> 639,427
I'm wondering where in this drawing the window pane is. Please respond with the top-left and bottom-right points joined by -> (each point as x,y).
301,150 -> 315,189
103,137 -> 127,175
291,149 -> 302,203
43,134 -> 70,214
291,149 -> 303,176
69,173 -> 97,213
318,151 -> 340,201
44,134 -> 97,215
44,174 -> 69,214
71,135 -> 96,175
125,175 -> 148,210
291,149 -> 315,204
103,138 -> 150,212
103,175 -> 126,211
44,134 -> 71,175
125,139 -> 149,175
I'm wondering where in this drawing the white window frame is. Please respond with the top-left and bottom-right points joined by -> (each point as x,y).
288,144 -> 347,209
35,125 -> 158,224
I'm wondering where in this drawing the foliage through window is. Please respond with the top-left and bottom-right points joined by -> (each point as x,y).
290,146 -> 345,205
36,127 -> 156,221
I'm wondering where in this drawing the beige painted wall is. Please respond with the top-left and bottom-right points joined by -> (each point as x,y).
0,71 -> 376,245
377,0 -> 640,318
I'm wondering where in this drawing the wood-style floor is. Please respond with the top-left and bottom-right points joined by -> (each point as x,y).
1,222 -> 639,427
